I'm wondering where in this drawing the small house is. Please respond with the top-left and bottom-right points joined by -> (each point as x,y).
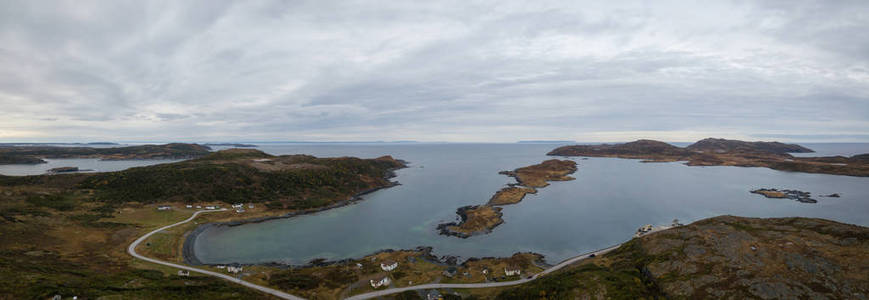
178,270 -> 190,276
426,290 -> 443,300
185,205 -> 193,209
232,203 -> 244,209
196,205 -> 202,209
248,203 -> 254,209
157,206 -> 171,210
370,276 -> 391,288
380,260 -> 398,271
236,208 -> 245,213
443,267 -> 457,278
227,266 -> 243,273
205,206 -> 216,210
505,266 -> 521,276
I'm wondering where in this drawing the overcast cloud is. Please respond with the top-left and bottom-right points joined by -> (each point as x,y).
1,0 -> 868,142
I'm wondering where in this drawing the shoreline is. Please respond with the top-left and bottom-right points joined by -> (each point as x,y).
183,173 -> 404,266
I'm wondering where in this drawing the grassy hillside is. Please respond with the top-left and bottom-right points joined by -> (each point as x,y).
0,149 -> 405,299
492,216 -> 869,299
77,149 -> 405,208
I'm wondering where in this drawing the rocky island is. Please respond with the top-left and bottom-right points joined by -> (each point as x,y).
751,188 -> 818,203
548,138 -> 869,177
438,159 -> 577,238
0,143 -> 212,164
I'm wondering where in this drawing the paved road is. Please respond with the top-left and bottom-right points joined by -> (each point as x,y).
127,209 -> 305,300
345,225 -> 672,300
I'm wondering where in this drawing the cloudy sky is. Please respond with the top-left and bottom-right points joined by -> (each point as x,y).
1,0 -> 868,142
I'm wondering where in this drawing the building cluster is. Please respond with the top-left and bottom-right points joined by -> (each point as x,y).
370,276 -> 391,288
215,265 -> 243,274
635,224 -> 654,237
504,266 -> 522,276
380,260 -> 398,272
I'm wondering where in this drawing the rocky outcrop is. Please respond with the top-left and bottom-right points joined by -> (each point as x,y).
497,216 -> 869,299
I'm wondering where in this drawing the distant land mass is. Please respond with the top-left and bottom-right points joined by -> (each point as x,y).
548,138 -> 869,177
0,143 -> 211,165
517,140 -> 576,144
202,143 -> 258,147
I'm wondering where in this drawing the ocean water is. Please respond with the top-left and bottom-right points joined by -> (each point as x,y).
188,143 -> 869,265
0,158 -> 183,176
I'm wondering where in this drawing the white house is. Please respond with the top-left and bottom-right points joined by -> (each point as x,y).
205,206 -> 216,210
370,276 -> 391,288
178,270 -> 190,276
232,203 -> 244,209
196,205 -> 202,209
248,203 -> 254,209
157,206 -> 171,210
380,260 -> 398,271
505,266 -> 521,276
185,205 -> 193,209
227,266 -> 243,273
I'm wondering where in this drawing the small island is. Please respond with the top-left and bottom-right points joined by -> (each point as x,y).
750,188 -> 817,203
47,167 -> 79,174
438,159 -> 577,238
548,138 -> 869,177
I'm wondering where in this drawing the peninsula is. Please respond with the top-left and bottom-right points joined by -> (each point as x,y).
438,159 -> 577,238
0,149 -> 405,299
548,138 -> 869,177
0,143 -> 212,164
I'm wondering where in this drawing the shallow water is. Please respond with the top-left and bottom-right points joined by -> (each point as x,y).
190,143 -> 869,265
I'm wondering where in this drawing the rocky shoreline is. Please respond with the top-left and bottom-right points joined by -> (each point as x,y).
437,159 -> 577,238
436,205 -> 504,238
750,188 -> 818,203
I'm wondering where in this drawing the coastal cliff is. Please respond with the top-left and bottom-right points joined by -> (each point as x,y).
548,138 -> 869,177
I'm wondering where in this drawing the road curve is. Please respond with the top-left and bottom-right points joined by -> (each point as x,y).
127,209 -> 305,300
346,226 -> 671,300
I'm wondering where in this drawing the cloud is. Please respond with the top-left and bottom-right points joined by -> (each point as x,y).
0,0 -> 867,142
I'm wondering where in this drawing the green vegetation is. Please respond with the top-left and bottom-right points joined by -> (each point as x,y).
25,193 -> 77,211
77,150 -> 404,206
491,216 -> 869,299
0,149 -> 405,299
0,250 -> 272,299
0,143 -> 211,164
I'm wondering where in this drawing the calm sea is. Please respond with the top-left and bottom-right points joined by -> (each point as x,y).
2,143 -> 867,265
188,143 -> 869,265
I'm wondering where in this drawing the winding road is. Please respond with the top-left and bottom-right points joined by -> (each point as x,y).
128,209 -> 671,300
346,225 -> 671,299
127,209 -> 305,300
